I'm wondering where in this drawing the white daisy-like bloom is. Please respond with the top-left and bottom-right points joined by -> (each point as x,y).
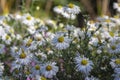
22,13 -> 35,26
113,68 -> 120,80
0,62 -> 4,76
110,58 -> 120,68
41,62 -> 59,78
85,76 -> 99,80
0,44 -> 5,54
51,33 -> 71,50
23,37 -> 37,50
15,48 -> 33,65
35,51 -> 47,60
63,3 -> 81,14
27,26 -> 36,34
107,38 -> 120,54
35,75 -> 47,80
33,33 -> 45,46
53,5 -> 64,14
2,34 -> 12,45
74,56 -> 93,76
113,2 -> 120,13
31,64 -> 42,75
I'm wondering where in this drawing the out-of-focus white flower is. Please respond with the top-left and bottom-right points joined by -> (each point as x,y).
110,58 -> 120,68
113,2 -> 120,13
74,55 -> 93,76
0,26 -> 5,37
2,34 -> 12,45
41,62 -> 59,78
63,3 -> 81,14
53,5 -> 64,14
22,13 -> 35,26
65,24 -> 75,32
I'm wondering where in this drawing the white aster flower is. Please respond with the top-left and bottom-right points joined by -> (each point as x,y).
22,13 -> 35,26
2,34 -> 12,45
31,64 -> 42,75
53,5 -> 64,14
74,56 -> 93,76
41,62 -> 59,78
107,39 -> 120,54
52,33 -> 71,50
63,3 -> 81,14
110,58 -> 120,68
15,48 -> 33,65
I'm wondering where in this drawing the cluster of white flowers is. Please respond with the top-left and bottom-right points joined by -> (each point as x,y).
0,3 -> 120,80
53,3 -> 81,20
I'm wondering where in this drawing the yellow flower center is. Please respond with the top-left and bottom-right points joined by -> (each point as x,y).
114,15 -> 119,19
6,35 -> 10,40
26,39 -> 33,46
41,76 -> 47,80
109,32 -> 114,37
81,59 -> 88,65
25,71 -> 30,75
35,65 -> 40,70
111,45 -> 116,50
58,36 -> 64,43
26,16 -> 32,20
118,3 -> 120,7
68,3 -> 74,8
58,5 -> 62,9
19,52 -> 26,59
15,69 -> 19,74
115,59 -> 120,65
105,19 -> 110,23
46,65 -> 52,71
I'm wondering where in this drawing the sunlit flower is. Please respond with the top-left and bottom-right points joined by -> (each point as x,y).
74,55 -> 93,76
41,62 -> 59,78
53,5 -> 64,14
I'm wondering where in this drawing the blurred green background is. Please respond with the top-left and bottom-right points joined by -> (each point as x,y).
0,0 -> 119,19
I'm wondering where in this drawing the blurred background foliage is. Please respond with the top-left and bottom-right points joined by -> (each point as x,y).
0,0 -> 119,19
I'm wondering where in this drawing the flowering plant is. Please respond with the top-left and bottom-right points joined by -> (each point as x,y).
0,3 -> 120,80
